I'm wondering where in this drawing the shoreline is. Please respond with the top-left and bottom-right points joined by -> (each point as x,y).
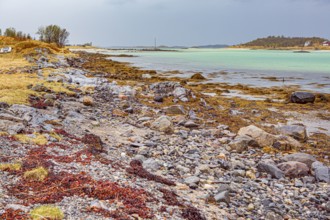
0,48 -> 329,219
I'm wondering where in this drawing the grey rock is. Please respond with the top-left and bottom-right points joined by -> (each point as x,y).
277,124 -> 307,142
282,153 -> 316,168
5,204 -> 29,212
154,95 -> 164,102
184,176 -> 200,185
143,158 -> 161,172
290,91 -> 315,104
173,87 -> 189,102
311,162 -> 330,183
277,161 -> 309,178
151,116 -> 173,133
257,160 -> 284,179
214,190 -> 230,204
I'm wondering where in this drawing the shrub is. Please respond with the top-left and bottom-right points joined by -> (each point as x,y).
30,205 -> 64,220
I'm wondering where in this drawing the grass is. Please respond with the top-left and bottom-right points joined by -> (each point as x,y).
30,205 -> 64,220
14,133 -> 48,145
24,166 -> 48,181
0,162 -> 22,171
0,72 -> 77,105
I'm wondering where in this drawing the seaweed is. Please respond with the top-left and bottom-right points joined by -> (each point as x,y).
126,160 -> 176,186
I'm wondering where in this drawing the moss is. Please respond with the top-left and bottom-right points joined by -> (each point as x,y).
14,133 -> 48,145
24,166 -> 48,181
0,163 -> 22,171
30,205 -> 64,220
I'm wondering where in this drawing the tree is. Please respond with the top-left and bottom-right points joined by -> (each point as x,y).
37,25 -> 69,47
4,27 -> 17,38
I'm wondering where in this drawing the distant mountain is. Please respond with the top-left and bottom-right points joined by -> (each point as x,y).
191,44 -> 229,49
237,36 -> 328,48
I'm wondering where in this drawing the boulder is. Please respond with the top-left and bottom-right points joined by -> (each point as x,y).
277,161 -> 309,178
257,160 -> 284,179
290,92 -> 315,104
164,105 -> 186,115
184,176 -> 200,185
151,116 -> 173,133
229,135 -> 259,153
282,153 -> 316,168
311,162 -> 330,183
238,125 -> 275,147
277,124 -> 307,142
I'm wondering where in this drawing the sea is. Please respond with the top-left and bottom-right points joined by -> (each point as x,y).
100,48 -> 330,93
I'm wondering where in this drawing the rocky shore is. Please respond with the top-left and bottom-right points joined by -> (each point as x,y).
0,48 -> 329,220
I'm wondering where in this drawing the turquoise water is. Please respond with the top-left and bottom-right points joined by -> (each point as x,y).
105,48 -> 330,92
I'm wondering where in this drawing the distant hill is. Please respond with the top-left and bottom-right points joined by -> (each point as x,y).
237,36 -> 328,48
191,44 -> 229,49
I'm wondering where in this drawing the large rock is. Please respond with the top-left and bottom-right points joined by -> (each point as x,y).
277,161 -> 309,178
238,125 -> 275,147
290,92 -> 315,104
229,135 -> 259,153
164,105 -> 186,115
257,160 -> 284,179
151,116 -> 173,133
277,124 -> 307,142
173,87 -> 190,102
282,153 -> 316,168
311,162 -> 330,183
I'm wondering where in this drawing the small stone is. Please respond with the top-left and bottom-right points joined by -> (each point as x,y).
151,116 -> 173,133
184,120 -> 199,128
294,179 -> 304,187
257,160 -> 284,179
164,105 -> 186,115
154,95 -> 164,102
184,176 -> 200,185
246,170 -> 256,179
214,191 -> 230,204
247,203 -> 254,211
143,158 -> 161,172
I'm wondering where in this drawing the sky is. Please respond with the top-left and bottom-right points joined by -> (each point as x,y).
1,0 -> 330,47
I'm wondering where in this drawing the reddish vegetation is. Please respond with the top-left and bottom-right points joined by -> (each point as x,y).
158,188 -> 182,206
126,160 -> 176,186
158,188 -> 206,220
0,209 -> 29,220
9,172 -> 154,218
182,206 -> 207,220
81,133 -> 105,154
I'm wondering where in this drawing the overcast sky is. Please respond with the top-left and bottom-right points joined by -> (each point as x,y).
0,0 -> 329,47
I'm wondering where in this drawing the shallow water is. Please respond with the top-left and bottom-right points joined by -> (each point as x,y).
102,48 -> 330,93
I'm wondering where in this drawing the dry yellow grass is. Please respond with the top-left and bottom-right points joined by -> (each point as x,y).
24,166 -> 48,181
14,133 -> 48,145
0,73 -> 41,104
0,162 -> 22,171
